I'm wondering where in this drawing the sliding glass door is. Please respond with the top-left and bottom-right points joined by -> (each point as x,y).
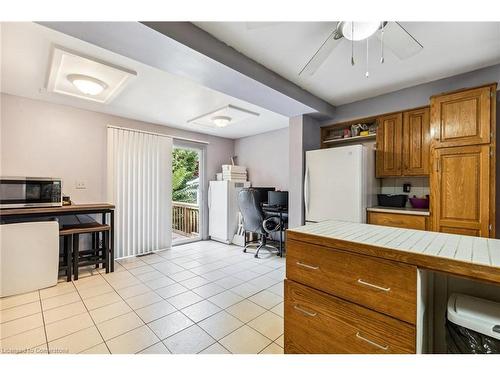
171,141 -> 205,245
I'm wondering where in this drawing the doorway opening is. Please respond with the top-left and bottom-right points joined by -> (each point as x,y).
171,143 -> 204,245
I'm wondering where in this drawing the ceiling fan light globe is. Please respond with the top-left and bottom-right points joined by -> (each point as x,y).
341,22 -> 381,41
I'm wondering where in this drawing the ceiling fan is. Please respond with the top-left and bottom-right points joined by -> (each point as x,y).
299,21 -> 423,77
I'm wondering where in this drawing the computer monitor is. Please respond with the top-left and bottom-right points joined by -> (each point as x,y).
268,191 -> 288,207
252,187 -> 275,204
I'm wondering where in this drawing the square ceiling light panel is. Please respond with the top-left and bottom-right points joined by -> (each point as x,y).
187,105 -> 260,129
47,46 -> 137,103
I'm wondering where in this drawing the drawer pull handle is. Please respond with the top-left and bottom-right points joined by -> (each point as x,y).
296,261 -> 319,270
356,332 -> 389,351
293,305 -> 317,317
357,279 -> 391,292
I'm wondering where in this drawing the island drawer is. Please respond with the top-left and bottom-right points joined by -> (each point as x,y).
284,280 -> 416,354
286,239 -> 417,324
367,211 -> 427,230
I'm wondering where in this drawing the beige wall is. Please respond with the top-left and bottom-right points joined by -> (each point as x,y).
234,127 -> 289,191
0,94 -> 235,207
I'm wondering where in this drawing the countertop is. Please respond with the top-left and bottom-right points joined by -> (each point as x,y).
0,203 -> 115,216
288,220 -> 500,284
367,206 -> 430,216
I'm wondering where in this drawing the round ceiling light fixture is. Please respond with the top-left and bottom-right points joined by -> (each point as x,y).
212,116 -> 232,128
67,74 -> 108,96
340,21 -> 383,41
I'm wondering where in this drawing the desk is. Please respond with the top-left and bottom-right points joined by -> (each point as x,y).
262,205 -> 288,257
1,203 -> 116,272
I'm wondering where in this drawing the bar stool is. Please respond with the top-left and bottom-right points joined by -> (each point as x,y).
59,222 -> 111,281
59,232 -> 73,282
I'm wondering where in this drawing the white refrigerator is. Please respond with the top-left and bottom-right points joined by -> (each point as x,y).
209,180 -> 251,243
304,144 -> 376,224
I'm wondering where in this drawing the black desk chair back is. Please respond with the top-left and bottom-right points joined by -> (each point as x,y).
238,188 -> 280,258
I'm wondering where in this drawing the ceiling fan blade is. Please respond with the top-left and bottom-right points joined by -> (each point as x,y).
299,26 -> 342,77
378,22 -> 423,60
245,22 -> 283,30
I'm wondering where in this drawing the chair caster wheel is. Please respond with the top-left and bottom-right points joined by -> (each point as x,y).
243,249 -> 247,253
254,254 -> 259,258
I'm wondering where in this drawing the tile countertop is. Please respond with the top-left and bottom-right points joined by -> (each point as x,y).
287,220 -> 500,283
367,206 -> 430,216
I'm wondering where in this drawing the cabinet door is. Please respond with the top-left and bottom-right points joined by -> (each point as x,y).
430,86 -> 493,148
431,145 -> 491,237
376,113 -> 403,177
402,107 -> 430,176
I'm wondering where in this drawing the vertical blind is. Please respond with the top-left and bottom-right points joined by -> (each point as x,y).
107,126 -> 172,258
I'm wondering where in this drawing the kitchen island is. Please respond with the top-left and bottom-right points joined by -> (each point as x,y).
284,220 -> 500,354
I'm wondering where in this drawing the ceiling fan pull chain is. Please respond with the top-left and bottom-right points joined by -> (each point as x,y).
380,26 -> 385,64
351,22 -> 355,66
365,38 -> 369,78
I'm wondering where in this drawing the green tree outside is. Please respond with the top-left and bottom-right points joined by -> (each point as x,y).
172,148 -> 199,204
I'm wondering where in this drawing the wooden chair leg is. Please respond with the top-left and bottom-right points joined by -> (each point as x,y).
93,232 -> 100,269
104,231 -> 110,274
65,235 -> 72,282
73,234 -> 79,281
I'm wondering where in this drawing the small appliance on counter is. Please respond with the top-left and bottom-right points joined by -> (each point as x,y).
377,194 -> 408,208
409,195 -> 430,209
0,177 -> 62,208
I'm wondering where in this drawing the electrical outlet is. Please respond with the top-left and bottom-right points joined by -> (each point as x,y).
75,180 -> 86,189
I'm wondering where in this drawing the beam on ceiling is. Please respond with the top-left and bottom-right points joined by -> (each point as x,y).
142,22 -> 336,117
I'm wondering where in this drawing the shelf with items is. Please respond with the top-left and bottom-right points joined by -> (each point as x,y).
321,116 -> 378,148
323,134 -> 376,145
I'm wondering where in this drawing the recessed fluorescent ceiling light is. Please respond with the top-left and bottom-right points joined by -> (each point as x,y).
67,74 -> 108,96
212,116 -> 232,128
188,105 -> 259,129
47,46 -> 136,103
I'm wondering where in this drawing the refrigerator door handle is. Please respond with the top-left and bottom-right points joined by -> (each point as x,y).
304,167 -> 310,217
208,185 -> 212,209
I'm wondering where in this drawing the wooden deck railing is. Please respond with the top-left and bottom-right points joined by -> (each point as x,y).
172,201 -> 199,237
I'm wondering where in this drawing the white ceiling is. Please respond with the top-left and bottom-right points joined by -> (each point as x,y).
196,22 -> 500,105
0,22 -> 289,139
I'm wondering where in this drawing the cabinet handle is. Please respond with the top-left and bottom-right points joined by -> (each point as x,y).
357,279 -> 391,292
296,261 -> 319,270
356,332 -> 389,350
294,305 -> 317,317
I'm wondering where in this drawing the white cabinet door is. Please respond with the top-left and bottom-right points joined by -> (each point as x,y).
208,181 -> 228,242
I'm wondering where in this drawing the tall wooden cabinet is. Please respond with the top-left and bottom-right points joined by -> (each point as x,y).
376,107 -> 430,178
430,84 -> 497,238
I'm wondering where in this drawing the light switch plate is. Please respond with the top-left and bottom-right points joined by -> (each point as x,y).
75,180 -> 86,189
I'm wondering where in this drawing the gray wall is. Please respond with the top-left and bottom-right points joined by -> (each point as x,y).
0,93 -> 235,239
234,127 -> 289,191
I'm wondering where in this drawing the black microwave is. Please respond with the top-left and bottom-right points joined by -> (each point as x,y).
0,177 -> 62,208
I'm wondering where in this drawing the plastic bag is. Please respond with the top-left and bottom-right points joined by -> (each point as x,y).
446,319 -> 500,354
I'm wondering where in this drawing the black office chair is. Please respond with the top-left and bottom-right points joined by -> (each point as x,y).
238,188 -> 281,258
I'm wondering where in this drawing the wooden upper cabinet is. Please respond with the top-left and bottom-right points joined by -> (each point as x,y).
430,145 -> 491,237
376,113 -> 403,177
402,107 -> 430,176
430,85 -> 495,148
376,108 -> 430,177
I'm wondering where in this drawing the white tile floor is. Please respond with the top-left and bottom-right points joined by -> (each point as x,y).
0,241 -> 285,354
